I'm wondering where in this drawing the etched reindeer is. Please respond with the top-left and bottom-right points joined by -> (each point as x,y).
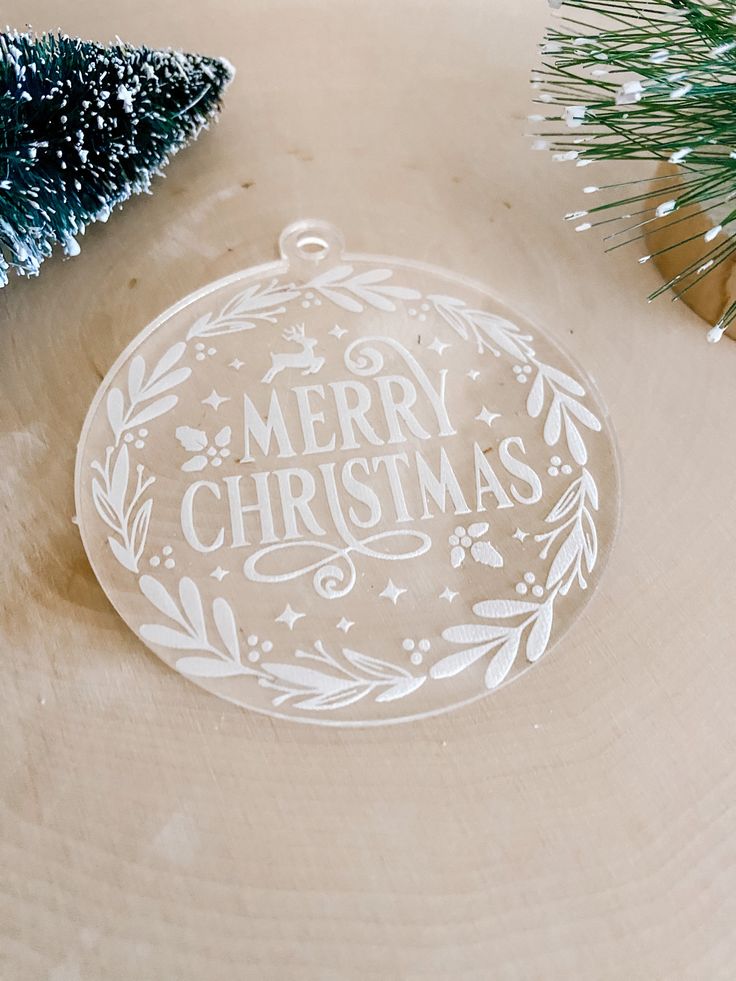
261,324 -> 325,383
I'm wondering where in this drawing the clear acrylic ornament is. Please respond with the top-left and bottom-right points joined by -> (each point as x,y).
75,219 -> 620,726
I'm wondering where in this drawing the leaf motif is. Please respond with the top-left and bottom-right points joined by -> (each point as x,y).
139,575 -> 189,628
138,367 -> 191,401
470,540 -> 504,568
368,283 -> 422,300
563,410 -> 588,466
260,663 -> 354,693
442,623 -> 511,644
130,499 -> 153,566
212,597 -> 240,662
231,283 -> 299,311
186,314 -> 212,339
475,315 -> 530,360
314,287 -> 364,313
292,686 -> 370,711
109,444 -> 129,512
540,364 -> 586,397
467,522 -> 489,537
580,469 -> 599,510
472,598 -> 539,618
140,625 -> 205,649
126,395 -> 178,431
342,649 -> 407,680
215,426 -> 231,447
428,293 -> 466,309
527,370 -> 545,418
127,355 -> 146,401
526,601 -> 554,663
543,397 -> 562,446
349,269 -> 394,285
148,342 -> 186,385
544,475 -> 582,524
176,656 -> 246,677
545,523 -> 584,591
450,545 -> 465,568
106,388 -> 124,438
376,676 -> 426,702
181,455 -> 208,472
429,295 -> 469,339
91,479 -> 119,530
190,320 -> 257,338
348,286 -> 397,312
429,643 -> 496,680
476,312 -> 523,337
562,396 -> 601,432
179,578 -> 206,640
484,632 -> 521,689
175,426 -> 208,452
581,508 -> 598,573
108,536 -> 137,572
308,264 -> 354,287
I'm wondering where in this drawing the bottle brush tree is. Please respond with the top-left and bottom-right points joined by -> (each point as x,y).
0,30 -> 234,287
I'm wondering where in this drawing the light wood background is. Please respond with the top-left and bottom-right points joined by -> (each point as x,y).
2,2 -> 735,978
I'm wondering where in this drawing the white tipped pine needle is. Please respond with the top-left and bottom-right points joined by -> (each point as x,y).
533,0 -> 736,337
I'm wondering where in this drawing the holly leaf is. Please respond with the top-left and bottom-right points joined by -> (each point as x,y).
470,540 -> 503,568
181,455 -> 208,472
176,426 -> 207,452
214,426 -> 231,447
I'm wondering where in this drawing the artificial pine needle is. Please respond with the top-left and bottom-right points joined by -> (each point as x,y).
536,0 -> 736,338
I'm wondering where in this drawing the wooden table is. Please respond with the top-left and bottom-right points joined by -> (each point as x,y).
3,2 -> 735,977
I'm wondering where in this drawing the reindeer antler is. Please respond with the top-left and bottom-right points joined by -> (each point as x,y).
282,323 -> 306,341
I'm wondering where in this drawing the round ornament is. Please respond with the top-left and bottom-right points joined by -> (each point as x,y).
75,220 -> 620,726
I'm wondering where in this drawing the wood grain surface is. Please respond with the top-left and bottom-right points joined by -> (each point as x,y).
2,2 -> 735,978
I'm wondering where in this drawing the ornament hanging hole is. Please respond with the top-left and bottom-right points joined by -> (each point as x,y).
296,234 -> 329,258
278,219 -> 345,278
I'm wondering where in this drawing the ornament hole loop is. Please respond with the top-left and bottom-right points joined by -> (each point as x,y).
296,234 -> 330,259
279,219 -> 345,276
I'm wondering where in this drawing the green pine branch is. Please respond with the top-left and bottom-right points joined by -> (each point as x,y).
535,0 -> 736,340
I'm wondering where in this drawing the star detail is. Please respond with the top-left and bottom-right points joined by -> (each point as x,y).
275,603 -> 305,630
439,586 -> 458,603
336,617 -> 354,634
475,406 -> 500,427
328,324 -> 348,339
202,389 -> 230,411
210,566 -> 229,581
467,369 -> 480,381
379,578 -> 406,605
513,527 -> 529,542
229,358 -> 245,370
428,336 -> 450,355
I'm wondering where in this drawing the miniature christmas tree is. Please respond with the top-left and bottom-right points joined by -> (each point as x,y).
0,31 -> 234,287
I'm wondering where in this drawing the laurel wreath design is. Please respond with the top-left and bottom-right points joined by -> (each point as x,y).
88,262 -> 605,713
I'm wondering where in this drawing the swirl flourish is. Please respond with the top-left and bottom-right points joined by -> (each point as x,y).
242,529 -> 432,600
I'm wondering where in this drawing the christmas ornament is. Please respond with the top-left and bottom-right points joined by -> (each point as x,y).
75,220 -> 620,726
533,0 -> 736,341
0,30 -> 233,287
